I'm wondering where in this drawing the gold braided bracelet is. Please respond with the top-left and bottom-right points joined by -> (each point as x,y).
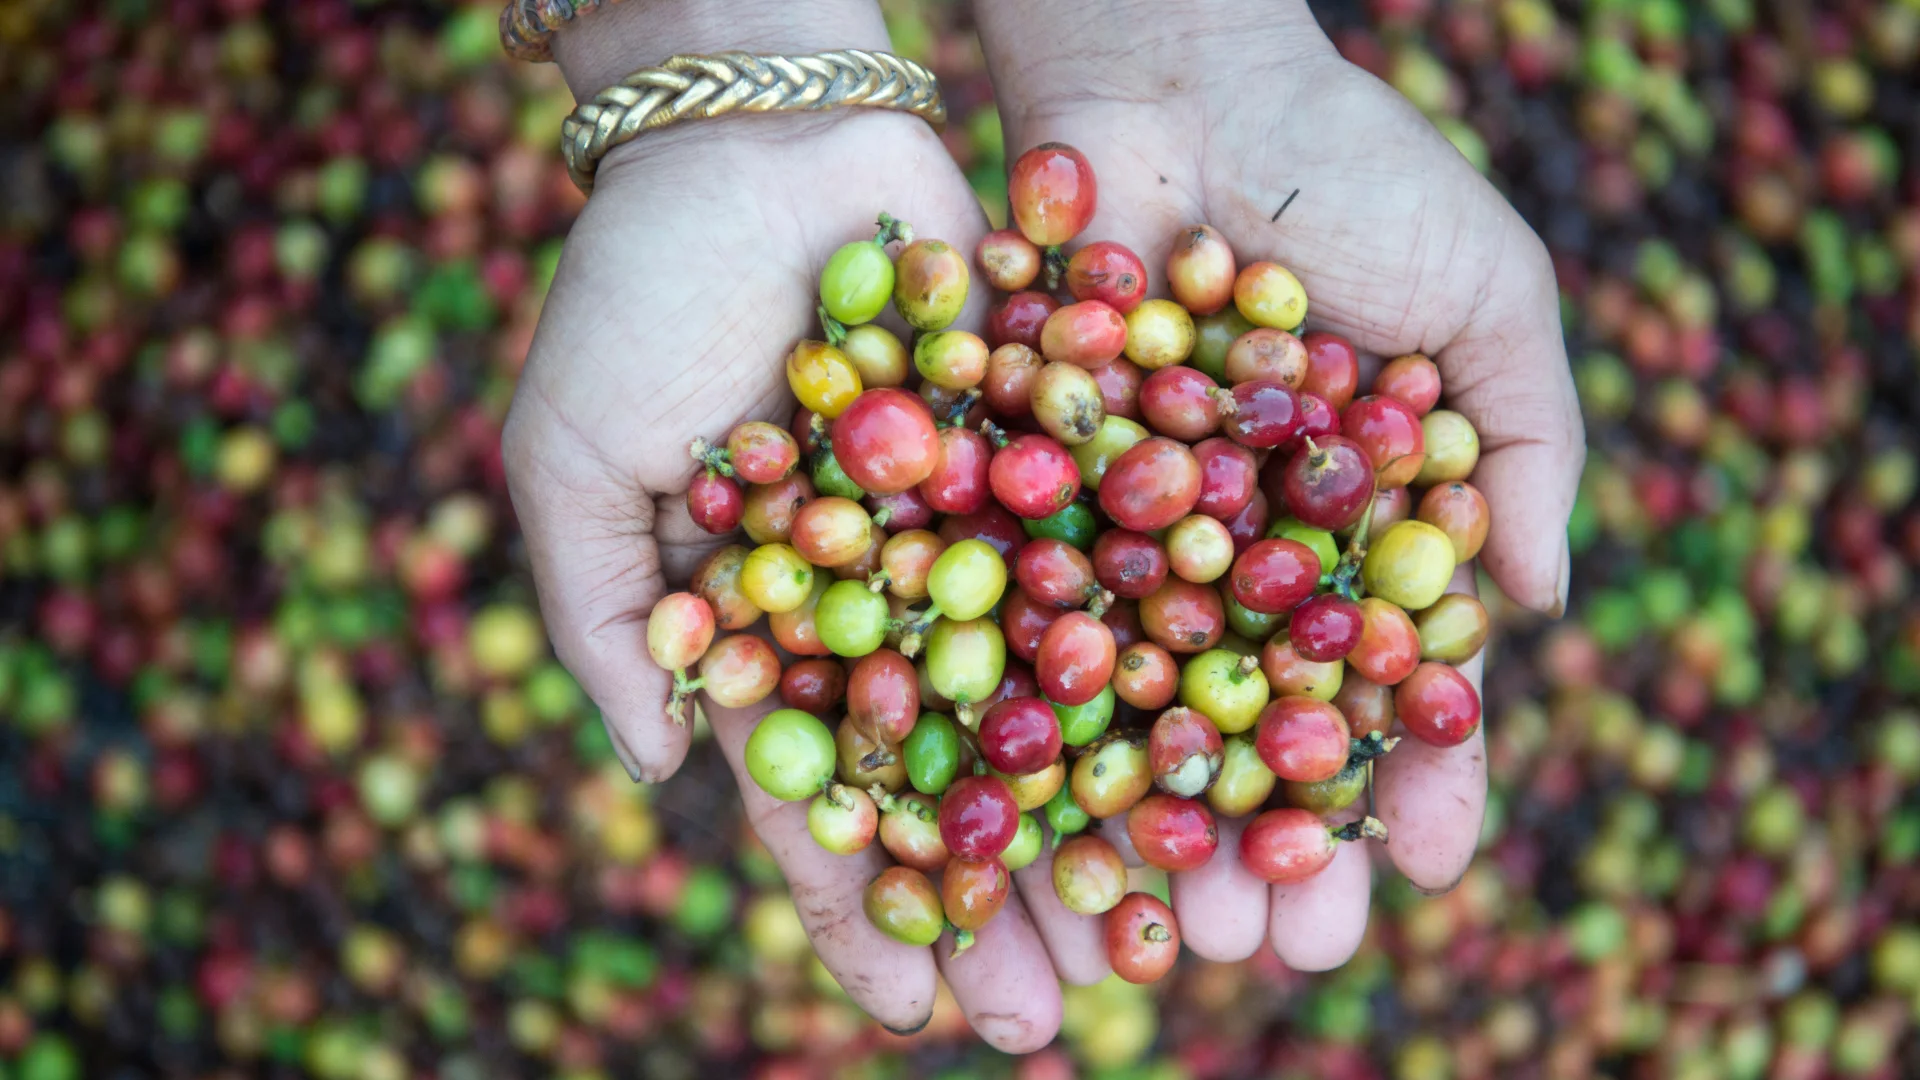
560,50 -> 946,195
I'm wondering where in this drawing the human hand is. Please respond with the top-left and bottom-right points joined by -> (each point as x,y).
971,0 -> 1582,970
502,0 -> 1084,1049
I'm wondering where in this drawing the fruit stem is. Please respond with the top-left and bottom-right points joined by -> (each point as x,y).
870,506 -> 893,529
810,411 -> 832,452
1144,922 -> 1172,944
826,782 -> 858,811
948,926 -> 976,958
687,437 -> 734,477
1234,653 -> 1262,679
871,788 -> 898,814
867,570 -> 891,593
817,304 -> 849,347
955,698 -> 978,732
895,605 -> 941,658
874,212 -> 914,246
979,419 -> 1011,449
934,388 -> 982,428
1330,488 -> 1377,601
1331,816 -> 1389,844
667,669 -> 705,727
1084,588 -> 1114,620
1041,245 -> 1067,291
1208,387 -> 1239,416
1346,730 -> 1400,765
858,745 -> 898,773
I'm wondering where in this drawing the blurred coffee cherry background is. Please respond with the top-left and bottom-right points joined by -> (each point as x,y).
2,0 -> 1920,1077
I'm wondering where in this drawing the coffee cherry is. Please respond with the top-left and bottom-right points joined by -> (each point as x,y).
1285,759 -> 1370,816
1361,520 -> 1458,611
914,330 -> 989,390
1300,331 -> 1361,409
878,791 -> 949,870
978,696 -> 1063,776
1192,437 -> 1259,521
1331,672 -> 1396,739
846,649 -> 920,749
1281,435 -> 1376,531
1106,892 -> 1181,983
1228,538 -> 1321,614
1166,224 -> 1237,314
1414,592 -> 1489,664
1113,641 -> 1179,710
1140,577 -> 1227,655
1002,813 -> 1044,872
1224,327 -> 1307,387
1094,529 -> 1170,599
988,431 -> 1083,519
1030,361 -> 1107,446
1140,365 -> 1223,442
1070,733 -> 1152,819
837,719 -> 907,792
780,657 -> 846,713
744,708 -> 836,800
1045,785 -> 1092,843
820,238 -> 896,326
1276,390 -> 1342,458
693,545 -> 764,630
918,427 -> 992,516
1124,299 -> 1197,369
977,228 -> 1042,291
740,543 -> 816,613
942,856 -> 1011,932
1218,380 -> 1304,449
923,617 -> 1007,726
988,290 -> 1060,349
1417,480 -> 1491,562
722,421 -> 802,484
893,238 -> 970,331
1052,682 -> 1117,746
865,866 -> 945,946
1177,650 -> 1269,735
1240,809 -> 1386,884
1147,706 -> 1227,796
699,634 -> 781,708
687,469 -> 745,534
1128,790 -> 1220,872
1373,354 -> 1441,415
1396,661 -> 1482,746
926,538 -> 1009,622
983,343 -> 1044,417
842,324 -> 911,387
1209,732 -> 1278,816
1415,408 -> 1481,485
1051,833 -> 1127,915
1065,241 -> 1148,313
939,774 -> 1020,861
1349,597 -> 1421,685
1089,358 -> 1144,421
1233,261 -> 1308,329
902,712 -> 961,795
1290,593 -> 1363,662
1009,143 -> 1099,247
816,579 -> 892,657
1035,612 -> 1117,706
1255,696 -> 1352,782
646,592 -> 714,673
742,472 -> 815,545
1100,438 -> 1203,532
786,340 -> 863,418
997,757 -> 1066,812
1167,514 -> 1235,583
831,388 -> 941,495
1342,394 -> 1427,488
1260,637 -> 1346,701
808,784 -> 878,854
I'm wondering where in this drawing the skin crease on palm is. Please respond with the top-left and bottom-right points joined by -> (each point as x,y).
501,0 -> 1584,1055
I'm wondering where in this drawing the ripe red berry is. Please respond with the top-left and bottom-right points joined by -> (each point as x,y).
1009,143 -> 1099,247
1255,696 -> 1351,782
938,774 -> 1021,861
831,388 -> 940,495
978,696 -> 1063,775
1395,661 -> 1482,746
1035,612 -> 1118,706
1099,437 -> 1202,532
1289,593 -> 1364,663
1106,892 -> 1181,983
1280,434 -> 1375,531
988,432 -> 1082,520
1127,793 -> 1218,871
1065,240 -> 1148,313
1228,539 -> 1321,614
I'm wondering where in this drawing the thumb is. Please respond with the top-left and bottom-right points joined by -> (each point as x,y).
1435,237 -> 1584,615
503,405 -> 689,784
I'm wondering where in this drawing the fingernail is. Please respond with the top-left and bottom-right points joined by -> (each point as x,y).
606,725 -> 645,783
1547,541 -> 1571,619
880,1013 -> 933,1037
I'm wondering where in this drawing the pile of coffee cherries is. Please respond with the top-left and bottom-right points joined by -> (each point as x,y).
646,143 -> 1490,979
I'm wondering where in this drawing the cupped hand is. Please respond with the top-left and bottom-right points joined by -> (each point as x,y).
502,112 -> 1070,1047
973,1 -> 1582,972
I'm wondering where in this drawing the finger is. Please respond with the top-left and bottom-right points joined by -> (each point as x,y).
1268,805 -> 1373,970
1167,814 -> 1269,962
1373,563 -> 1488,893
1094,815 -> 1147,868
1435,237 -> 1583,616
504,404 -> 684,783
704,699 -> 940,1033
1012,822 -> 1112,986
936,888 -> 1064,1054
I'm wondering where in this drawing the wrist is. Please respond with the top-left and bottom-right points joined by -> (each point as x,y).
552,0 -> 894,99
972,0 -> 1333,106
